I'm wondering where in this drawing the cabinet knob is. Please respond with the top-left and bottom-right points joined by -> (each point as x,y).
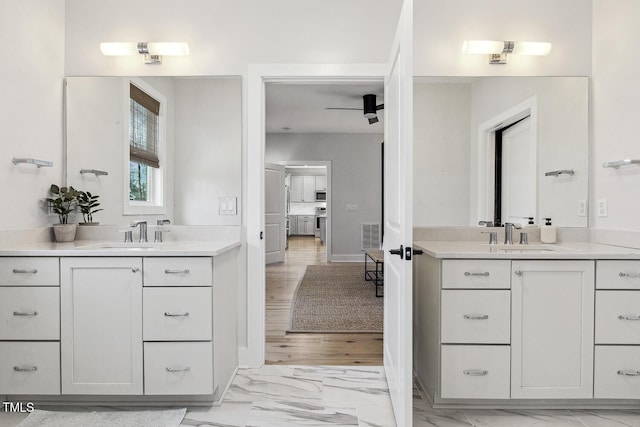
131,267 -> 140,273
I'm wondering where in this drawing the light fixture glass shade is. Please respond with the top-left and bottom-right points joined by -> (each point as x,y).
511,41 -> 552,56
147,42 -> 190,56
462,40 -> 505,55
100,42 -> 138,56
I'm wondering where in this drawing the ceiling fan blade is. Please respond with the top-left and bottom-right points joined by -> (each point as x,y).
325,107 -> 363,111
368,116 -> 379,125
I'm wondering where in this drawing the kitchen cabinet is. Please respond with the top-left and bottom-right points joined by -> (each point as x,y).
61,257 -> 143,395
511,260 -> 594,399
297,215 -> 315,235
290,175 -> 317,202
315,175 -> 327,191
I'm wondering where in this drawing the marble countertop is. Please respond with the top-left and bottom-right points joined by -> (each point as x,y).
0,240 -> 241,257
413,241 -> 640,259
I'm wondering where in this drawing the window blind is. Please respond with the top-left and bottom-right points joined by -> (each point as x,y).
129,84 -> 160,168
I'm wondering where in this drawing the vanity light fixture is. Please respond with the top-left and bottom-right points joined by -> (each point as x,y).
100,42 -> 189,64
462,40 -> 552,64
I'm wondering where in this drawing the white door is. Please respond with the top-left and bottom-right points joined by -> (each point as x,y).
511,260 -> 594,398
60,257 -> 143,395
265,163 -> 286,264
502,117 -> 536,224
302,176 -> 315,201
383,0 -> 413,425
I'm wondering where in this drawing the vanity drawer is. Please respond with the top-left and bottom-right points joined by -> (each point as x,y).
143,257 -> 212,287
0,257 -> 59,286
144,342 -> 213,395
597,261 -> 640,290
441,290 -> 510,344
442,260 -> 511,289
0,287 -> 60,340
595,346 -> 640,399
143,287 -> 212,341
595,291 -> 640,344
0,342 -> 60,394
441,345 -> 510,399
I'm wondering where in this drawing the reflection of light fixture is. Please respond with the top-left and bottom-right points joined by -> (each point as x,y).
462,40 -> 552,64
100,42 -> 189,64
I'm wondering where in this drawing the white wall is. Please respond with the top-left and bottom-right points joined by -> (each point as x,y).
174,78 -> 242,225
414,0 -> 592,76
592,0 -> 640,231
64,0 -> 403,76
0,0 -> 66,231
266,133 -> 383,259
413,82 -> 471,226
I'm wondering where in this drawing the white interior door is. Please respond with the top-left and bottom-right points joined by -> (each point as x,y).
383,0 -> 413,425
502,117 -> 536,224
265,163 -> 286,264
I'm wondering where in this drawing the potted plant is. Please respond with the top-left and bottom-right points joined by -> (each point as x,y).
46,184 -> 80,242
77,191 -> 103,225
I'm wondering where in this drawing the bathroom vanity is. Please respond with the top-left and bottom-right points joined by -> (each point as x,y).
413,240 -> 640,408
0,240 -> 240,405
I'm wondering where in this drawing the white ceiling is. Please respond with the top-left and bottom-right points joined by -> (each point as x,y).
265,82 -> 384,134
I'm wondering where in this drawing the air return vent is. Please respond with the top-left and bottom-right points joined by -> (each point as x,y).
361,223 -> 381,250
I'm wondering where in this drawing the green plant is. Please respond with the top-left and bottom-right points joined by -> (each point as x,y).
46,185 -> 80,224
77,191 -> 103,223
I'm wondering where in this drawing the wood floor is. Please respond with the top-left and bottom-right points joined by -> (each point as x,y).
265,235 -> 383,365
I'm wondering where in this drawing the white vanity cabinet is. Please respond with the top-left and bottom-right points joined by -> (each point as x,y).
60,257 -> 143,395
0,257 -> 61,395
511,260 -> 594,399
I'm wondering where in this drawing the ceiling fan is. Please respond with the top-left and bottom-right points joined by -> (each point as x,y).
325,94 -> 384,124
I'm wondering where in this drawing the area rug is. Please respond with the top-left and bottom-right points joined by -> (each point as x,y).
17,408 -> 186,427
287,264 -> 383,333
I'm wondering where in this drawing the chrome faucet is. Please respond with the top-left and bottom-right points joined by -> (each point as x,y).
130,220 -> 148,243
478,220 -> 494,227
504,222 -> 522,245
155,219 -> 171,243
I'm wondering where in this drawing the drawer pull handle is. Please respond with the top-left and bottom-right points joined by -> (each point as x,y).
13,366 -> 37,372
164,312 -> 190,317
463,314 -> 489,320
12,269 -> 37,274
463,369 -> 488,376
131,267 -> 140,273
166,366 -> 191,373
618,315 -> 640,321
464,272 -> 489,277
619,272 -> 640,278
617,370 -> 640,376
13,311 -> 38,316
165,269 -> 190,274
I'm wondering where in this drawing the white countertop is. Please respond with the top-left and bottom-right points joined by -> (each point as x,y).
413,241 -> 640,259
0,240 -> 241,257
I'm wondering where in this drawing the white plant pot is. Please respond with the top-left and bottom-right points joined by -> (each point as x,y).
53,224 -> 77,242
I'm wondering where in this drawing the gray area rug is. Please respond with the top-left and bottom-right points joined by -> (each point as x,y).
287,264 -> 383,333
17,408 -> 186,427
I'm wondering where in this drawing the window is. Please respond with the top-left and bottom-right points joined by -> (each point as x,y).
125,80 -> 166,214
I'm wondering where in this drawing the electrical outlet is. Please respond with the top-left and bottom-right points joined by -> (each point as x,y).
578,200 -> 587,217
597,199 -> 608,217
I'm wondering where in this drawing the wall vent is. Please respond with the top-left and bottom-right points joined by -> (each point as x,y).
361,223 -> 381,250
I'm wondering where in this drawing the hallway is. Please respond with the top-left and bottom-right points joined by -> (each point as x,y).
265,236 -> 383,365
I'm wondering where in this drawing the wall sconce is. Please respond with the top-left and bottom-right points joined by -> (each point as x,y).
100,42 -> 189,64
462,40 -> 552,64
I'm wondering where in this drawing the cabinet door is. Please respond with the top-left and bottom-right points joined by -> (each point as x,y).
315,175 -> 327,191
61,257 -> 143,395
303,176 -> 315,201
511,260 -> 594,399
289,215 -> 297,234
290,176 -> 303,202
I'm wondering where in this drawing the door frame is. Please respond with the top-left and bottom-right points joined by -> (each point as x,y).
244,64 -> 386,367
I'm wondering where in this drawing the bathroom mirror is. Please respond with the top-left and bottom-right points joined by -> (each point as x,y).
65,76 -> 242,226
413,76 -> 588,228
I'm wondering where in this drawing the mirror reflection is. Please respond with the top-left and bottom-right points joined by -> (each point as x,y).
65,76 -> 242,226
413,76 -> 589,228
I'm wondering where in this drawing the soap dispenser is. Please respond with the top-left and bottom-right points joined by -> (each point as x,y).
541,217 -> 557,244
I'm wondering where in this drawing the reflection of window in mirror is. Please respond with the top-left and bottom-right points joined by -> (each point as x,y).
125,79 -> 166,215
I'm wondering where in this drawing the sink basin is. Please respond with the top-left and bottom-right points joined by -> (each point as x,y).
77,242 -> 161,250
490,244 -> 580,253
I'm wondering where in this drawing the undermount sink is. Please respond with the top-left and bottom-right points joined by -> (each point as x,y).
491,244 -> 580,253
77,242 -> 161,250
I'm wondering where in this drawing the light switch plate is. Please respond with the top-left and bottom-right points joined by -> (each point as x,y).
346,204 -> 358,212
219,197 -> 237,215
578,200 -> 587,217
597,199 -> 608,217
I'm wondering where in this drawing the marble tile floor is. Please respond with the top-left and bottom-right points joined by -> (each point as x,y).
3,366 -> 640,426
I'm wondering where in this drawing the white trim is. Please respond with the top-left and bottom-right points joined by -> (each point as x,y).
475,96 -> 537,225
245,63 -> 386,368
123,77 -> 167,216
